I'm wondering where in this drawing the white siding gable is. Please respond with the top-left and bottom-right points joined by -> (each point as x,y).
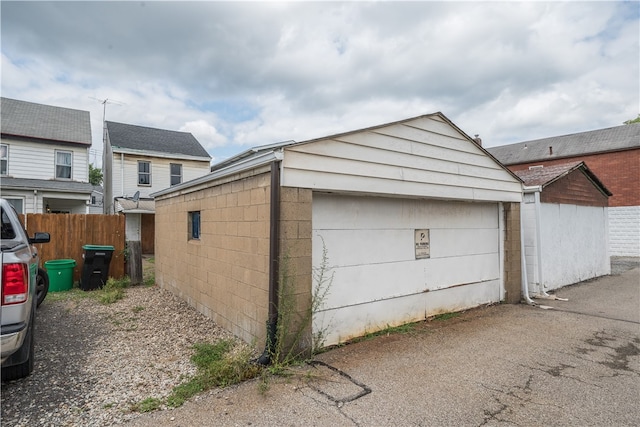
0,137 -> 89,182
111,153 -> 211,198
282,115 -> 522,203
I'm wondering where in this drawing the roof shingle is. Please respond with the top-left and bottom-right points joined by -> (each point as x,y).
106,121 -> 211,159
487,122 -> 640,165
1,97 -> 91,145
512,161 -> 611,195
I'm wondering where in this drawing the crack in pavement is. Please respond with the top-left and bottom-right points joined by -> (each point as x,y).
295,361 -> 372,426
478,374 -> 537,426
306,360 -> 372,404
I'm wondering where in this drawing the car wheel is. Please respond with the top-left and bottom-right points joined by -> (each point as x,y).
1,311 -> 35,381
36,268 -> 49,308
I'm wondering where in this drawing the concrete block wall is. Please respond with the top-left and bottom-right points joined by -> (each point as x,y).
278,187 -> 313,353
503,202 -> 522,303
155,169 -> 272,346
609,206 -> 640,256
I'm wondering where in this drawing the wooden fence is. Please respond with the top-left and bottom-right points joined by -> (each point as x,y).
20,214 -> 126,282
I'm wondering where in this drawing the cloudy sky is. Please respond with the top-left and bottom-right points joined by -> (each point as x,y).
1,1 -> 638,166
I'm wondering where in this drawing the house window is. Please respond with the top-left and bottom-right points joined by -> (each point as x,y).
170,163 -> 182,186
0,144 -> 8,175
55,150 -> 72,179
5,198 -> 24,214
188,211 -> 201,240
138,161 -> 151,186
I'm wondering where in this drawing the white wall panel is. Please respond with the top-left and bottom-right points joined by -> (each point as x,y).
1,138 -> 89,182
314,278 -> 501,347
536,203 -> 610,291
312,194 -> 502,347
110,154 -> 210,199
283,115 -> 522,203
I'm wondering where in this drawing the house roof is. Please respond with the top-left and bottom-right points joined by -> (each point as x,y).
0,97 -> 92,145
105,121 -> 211,160
512,161 -> 612,196
0,177 -> 94,194
487,122 -> 640,165
212,112 -> 518,177
156,112 -> 522,200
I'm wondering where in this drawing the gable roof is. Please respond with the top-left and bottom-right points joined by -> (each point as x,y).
155,112 -> 522,202
0,97 -> 91,145
212,112 -> 519,178
105,121 -> 211,160
487,122 -> 640,165
512,161 -> 611,196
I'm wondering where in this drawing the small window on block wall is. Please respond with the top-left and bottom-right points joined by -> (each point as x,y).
188,211 -> 201,240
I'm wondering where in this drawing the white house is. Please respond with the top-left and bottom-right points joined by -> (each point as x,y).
152,113 -> 524,353
0,97 -> 94,213
103,121 -> 211,253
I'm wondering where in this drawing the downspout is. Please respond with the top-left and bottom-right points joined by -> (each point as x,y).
534,189 -> 550,297
255,158 -> 282,365
520,201 -> 536,305
120,152 -> 125,197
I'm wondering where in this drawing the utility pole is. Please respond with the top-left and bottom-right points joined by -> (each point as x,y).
90,97 -> 124,214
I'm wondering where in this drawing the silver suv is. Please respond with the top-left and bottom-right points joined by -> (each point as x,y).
1,199 -> 50,381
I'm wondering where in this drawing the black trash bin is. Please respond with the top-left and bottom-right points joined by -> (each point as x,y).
81,244 -> 115,291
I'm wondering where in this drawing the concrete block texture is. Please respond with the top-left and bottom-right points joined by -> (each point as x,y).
609,206 -> 640,256
155,171 -> 272,346
503,202 -> 522,304
156,178 -> 315,350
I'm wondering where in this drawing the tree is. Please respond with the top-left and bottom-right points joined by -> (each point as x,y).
623,114 -> 640,124
89,164 -> 103,186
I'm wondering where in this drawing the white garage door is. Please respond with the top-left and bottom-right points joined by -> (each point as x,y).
312,193 -> 502,347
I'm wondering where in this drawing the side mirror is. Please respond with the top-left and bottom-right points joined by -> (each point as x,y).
29,232 -> 50,244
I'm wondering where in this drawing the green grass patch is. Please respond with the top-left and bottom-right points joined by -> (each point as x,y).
432,312 -> 461,321
44,286 -> 92,303
132,397 -> 162,413
347,323 -> 416,345
98,277 -> 130,304
43,276 -> 132,305
135,339 -> 262,411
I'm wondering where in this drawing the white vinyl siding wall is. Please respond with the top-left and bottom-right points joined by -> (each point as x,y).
312,194 -> 503,347
0,138 -> 89,182
522,199 -> 610,293
282,116 -> 522,203
111,154 -> 210,199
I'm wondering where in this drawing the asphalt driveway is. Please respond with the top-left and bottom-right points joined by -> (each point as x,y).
128,259 -> 640,427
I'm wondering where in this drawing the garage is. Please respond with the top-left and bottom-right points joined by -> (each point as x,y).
153,112 -> 523,352
312,194 -> 503,346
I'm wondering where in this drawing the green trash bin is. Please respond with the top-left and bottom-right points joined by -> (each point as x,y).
44,259 -> 77,292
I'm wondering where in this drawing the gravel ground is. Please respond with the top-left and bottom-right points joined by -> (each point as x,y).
0,283 -> 247,426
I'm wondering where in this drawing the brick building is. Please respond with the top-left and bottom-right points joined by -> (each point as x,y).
488,123 -> 640,257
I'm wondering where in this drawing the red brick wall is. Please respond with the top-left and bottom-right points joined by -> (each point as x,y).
541,170 -> 608,207
508,148 -> 640,207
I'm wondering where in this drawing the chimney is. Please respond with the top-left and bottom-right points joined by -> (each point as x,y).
473,134 -> 482,147
549,146 -> 553,155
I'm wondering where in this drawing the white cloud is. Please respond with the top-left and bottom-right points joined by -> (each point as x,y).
179,120 -> 227,151
1,1 -> 637,162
